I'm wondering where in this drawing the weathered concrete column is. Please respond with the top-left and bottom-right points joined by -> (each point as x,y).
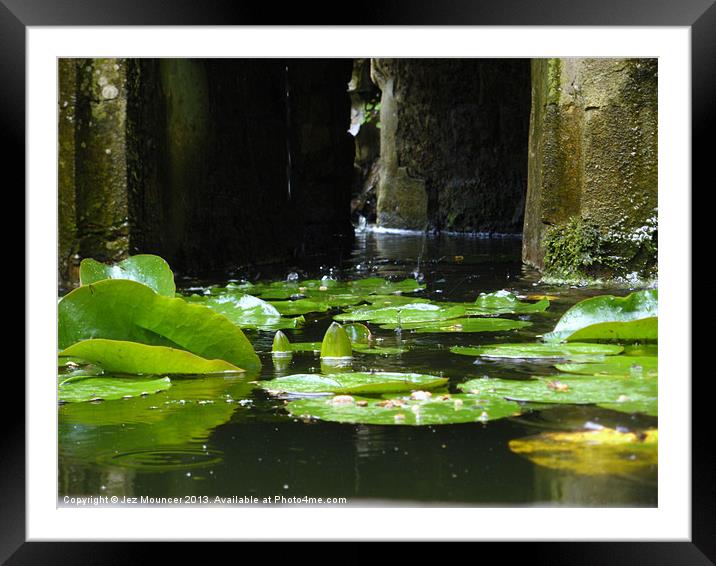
74,58 -> 130,263
371,59 -> 531,233
371,59 -> 428,230
58,59 -> 78,286
523,58 -> 658,282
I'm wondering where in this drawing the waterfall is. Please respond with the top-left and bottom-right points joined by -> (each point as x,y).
285,64 -> 292,200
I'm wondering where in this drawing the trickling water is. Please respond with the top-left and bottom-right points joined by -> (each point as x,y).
284,64 -> 293,200
412,222 -> 429,283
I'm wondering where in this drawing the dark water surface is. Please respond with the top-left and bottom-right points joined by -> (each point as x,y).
59,231 -> 657,506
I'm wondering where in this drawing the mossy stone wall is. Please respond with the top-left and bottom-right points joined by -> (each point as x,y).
372,59 -> 531,233
524,58 -> 658,282
59,59 -> 354,285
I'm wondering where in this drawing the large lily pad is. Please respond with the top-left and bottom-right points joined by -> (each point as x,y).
59,375 -> 172,403
59,279 -> 261,371
286,393 -> 522,425
544,290 -> 658,343
555,356 -> 657,378
450,343 -> 624,360
80,254 -> 176,297
262,372 -> 448,396
60,339 -> 244,375
509,428 -> 658,476
381,318 -> 532,333
458,375 -> 657,415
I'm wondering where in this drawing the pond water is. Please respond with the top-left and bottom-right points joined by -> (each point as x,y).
58,230 -> 657,506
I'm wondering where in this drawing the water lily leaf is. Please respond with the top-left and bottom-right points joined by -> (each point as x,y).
544,290 -> 658,343
321,322 -> 353,359
268,299 -> 331,315
262,372 -> 448,396
509,428 -> 657,475
381,318 -> 532,333
458,375 -> 657,414
80,254 -> 176,297
555,356 -> 657,378
59,375 -> 172,403
60,339 -> 244,375
468,290 -> 550,315
450,343 -> 624,360
185,293 -> 302,330
286,393 -> 521,425
348,277 -> 425,294
362,294 -> 431,307
335,303 -> 465,324
59,279 -> 261,371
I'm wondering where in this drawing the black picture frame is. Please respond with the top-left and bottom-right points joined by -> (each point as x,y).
7,0 -> 707,561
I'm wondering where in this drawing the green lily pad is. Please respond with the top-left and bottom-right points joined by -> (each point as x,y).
335,303 -> 465,324
555,355 -> 657,378
79,254 -> 176,297
286,393 -> 522,425
450,343 -> 624,359
468,290 -> 550,315
458,375 -> 657,415
262,372 -> 448,396
381,318 -> 532,333
268,299 -> 331,315
59,279 -> 261,371
348,277 -> 425,294
362,295 -> 431,307
544,290 -> 658,343
60,339 -> 244,375
59,375 -> 172,403
186,293 -> 303,330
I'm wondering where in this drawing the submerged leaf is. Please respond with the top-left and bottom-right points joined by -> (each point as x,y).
544,290 -> 658,343
59,279 -> 261,371
509,428 -> 657,475
80,254 -> 176,297
60,339 -> 244,375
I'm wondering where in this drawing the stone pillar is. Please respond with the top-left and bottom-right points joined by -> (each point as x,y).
523,58 -> 658,282
58,59 -> 78,287
74,58 -> 130,263
371,59 -> 531,233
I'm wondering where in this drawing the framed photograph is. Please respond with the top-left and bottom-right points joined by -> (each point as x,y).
9,0 -> 708,559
